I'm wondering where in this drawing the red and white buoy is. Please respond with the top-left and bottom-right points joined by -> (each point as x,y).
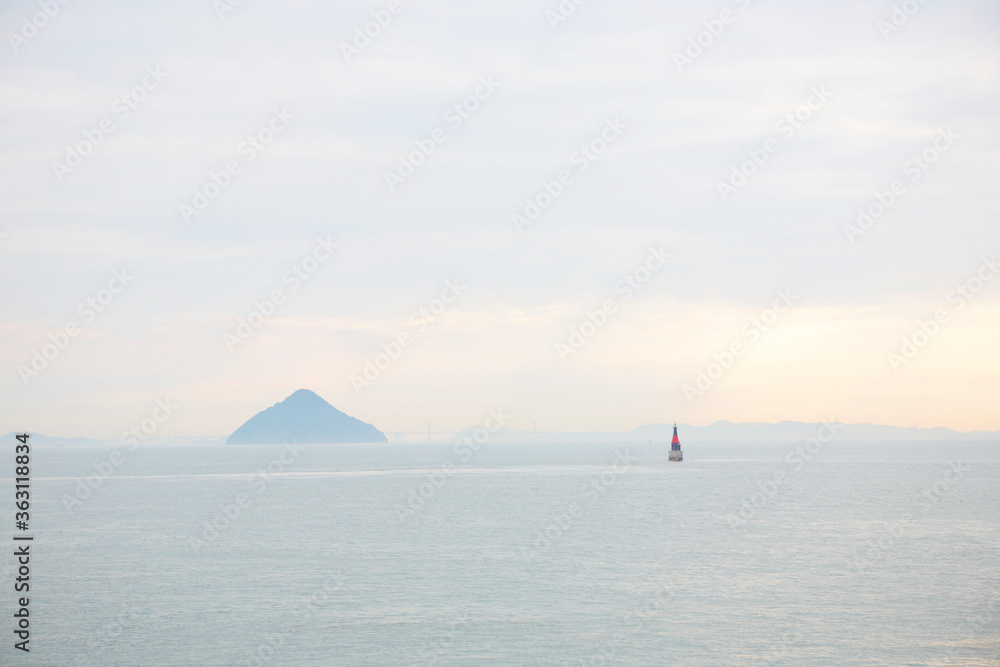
669,422 -> 683,462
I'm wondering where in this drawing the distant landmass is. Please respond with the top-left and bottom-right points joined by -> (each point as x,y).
226,389 -> 387,444
0,432 -> 107,447
10,418 -> 996,447
436,420 -> 1000,443
629,420 -> 1000,442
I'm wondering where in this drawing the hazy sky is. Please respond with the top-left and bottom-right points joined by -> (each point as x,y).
2,0 -> 998,439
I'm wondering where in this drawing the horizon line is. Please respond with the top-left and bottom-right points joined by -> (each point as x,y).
12,418 -> 1000,442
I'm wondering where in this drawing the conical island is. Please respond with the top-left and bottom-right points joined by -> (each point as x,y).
226,389 -> 387,444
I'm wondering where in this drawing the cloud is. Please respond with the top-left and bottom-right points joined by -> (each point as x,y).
1,0 -> 998,436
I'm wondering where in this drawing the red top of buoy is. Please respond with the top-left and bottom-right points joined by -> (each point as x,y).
671,422 -> 680,445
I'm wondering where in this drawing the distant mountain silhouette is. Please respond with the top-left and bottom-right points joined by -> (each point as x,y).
226,389 -> 387,444
426,420 -> 999,443
629,420 -> 999,442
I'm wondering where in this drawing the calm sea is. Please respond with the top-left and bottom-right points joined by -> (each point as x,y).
3,441 -> 998,666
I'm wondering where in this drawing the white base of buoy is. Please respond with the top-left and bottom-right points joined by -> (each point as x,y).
669,450 -> 683,462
